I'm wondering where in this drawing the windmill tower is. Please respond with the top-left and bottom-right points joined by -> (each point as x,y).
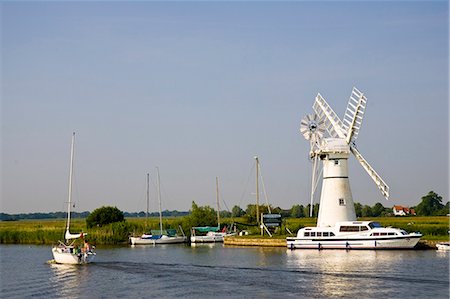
300,87 -> 389,227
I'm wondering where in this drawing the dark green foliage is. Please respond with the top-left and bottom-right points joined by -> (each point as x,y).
290,204 -> 304,218
354,203 -> 362,217
244,204 -> 271,223
416,191 -> 445,216
86,206 -> 125,228
231,205 -> 245,217
187,201 -> 217,227
361,205 -> 373,217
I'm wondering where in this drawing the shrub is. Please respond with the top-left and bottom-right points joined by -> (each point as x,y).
86,206 -> 125,228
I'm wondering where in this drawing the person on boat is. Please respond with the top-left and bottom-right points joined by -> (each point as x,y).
83,240 -> 91,253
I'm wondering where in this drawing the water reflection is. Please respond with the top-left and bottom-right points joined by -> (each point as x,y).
285,250 -> 446,298
49,263 -> 90,297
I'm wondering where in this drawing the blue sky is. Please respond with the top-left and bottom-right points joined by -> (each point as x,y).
1,2 -> 448,213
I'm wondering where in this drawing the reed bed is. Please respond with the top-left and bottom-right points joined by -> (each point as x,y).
0,216 -> 448,245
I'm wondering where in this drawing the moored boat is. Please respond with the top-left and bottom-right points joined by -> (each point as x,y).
287,221 -> 422,249
190,226 -> 235,243
130,168 -> 186,245
190,177 -> 235,243
436,242 -> 450,251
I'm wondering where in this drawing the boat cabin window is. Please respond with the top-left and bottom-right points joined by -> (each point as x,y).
304,232 -> 310,237
310,232 -> 316,237
323,232 -> 329,237
339,198 -> 345,206
372,232 -> 379,236
340,226 -> 358,232
317,232 -> 322,237
388,232 -> 396,236
368,222 -> 382,229
339,226 -> 369,232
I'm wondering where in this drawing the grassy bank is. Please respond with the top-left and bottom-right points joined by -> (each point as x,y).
0,216 -> 448,245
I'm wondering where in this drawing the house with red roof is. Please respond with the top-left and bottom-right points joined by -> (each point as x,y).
393,205 -> 416,216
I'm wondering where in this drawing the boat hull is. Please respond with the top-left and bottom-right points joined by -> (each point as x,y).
190,234 -> 224,243
436,242 -> 450,251
130,235 -> 187,245
52,247 -> 95,264
287,235 -> 422,250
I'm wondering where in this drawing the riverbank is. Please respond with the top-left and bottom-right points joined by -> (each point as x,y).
1,216 -> 448,245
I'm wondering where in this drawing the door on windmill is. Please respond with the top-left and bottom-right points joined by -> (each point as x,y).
262,214 -> 282,232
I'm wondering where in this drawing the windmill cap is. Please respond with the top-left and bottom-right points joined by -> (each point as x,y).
320,138 -> 350,153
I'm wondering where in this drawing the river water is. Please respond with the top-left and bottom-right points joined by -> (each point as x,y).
0,244 -> 448,298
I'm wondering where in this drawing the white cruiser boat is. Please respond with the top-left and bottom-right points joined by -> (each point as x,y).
287,221 -> 422,249
52,133 -> 96,264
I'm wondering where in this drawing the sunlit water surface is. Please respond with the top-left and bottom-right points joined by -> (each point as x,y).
1,244 -> 448,298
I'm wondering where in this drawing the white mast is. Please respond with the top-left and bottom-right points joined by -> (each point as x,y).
216,176 -> 220,228
146,173 -> 149,228
65,132 -> 75,240
254,156 -> 260,225
156,167 -> 163,234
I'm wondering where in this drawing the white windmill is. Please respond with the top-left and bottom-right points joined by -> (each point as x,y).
300,87 -> 389,227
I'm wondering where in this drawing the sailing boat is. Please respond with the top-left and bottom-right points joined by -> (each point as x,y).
129,173 -> 156,245
52,132 -> 96,264
130,168 -> 186,245
191,177 -> 235,243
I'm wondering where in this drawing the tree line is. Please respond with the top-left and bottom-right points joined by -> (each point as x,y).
2,191 -> 447,222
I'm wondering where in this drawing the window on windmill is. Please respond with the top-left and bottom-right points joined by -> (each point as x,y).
339,198 -> 345,206
334,160 -> 339,165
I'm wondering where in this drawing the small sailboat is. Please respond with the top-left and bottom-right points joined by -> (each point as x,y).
130,168 -> 186,245
191,177 -> 235,243
129,173 -> 157,245
52,132 -> 96,264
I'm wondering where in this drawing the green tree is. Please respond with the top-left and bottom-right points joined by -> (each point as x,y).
354,202 -> 362,217
372,203 -> 385,217
361,205 -> 373,217
86,206 -> 125,228
231,205 -> 244,218
188,201 -> 217,227
244,204 -> 271,223
416,191 -> 444,216
290,204 -> 304,218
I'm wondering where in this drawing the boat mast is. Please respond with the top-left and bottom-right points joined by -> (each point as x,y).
65,132 -> 75,238
156,167 -> 163,234
146,173 -> 149,228
255,156 -> 260,226
216,176 -> 220,229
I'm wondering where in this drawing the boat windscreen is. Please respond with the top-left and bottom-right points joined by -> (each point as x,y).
193,226 -> 220,233
369,222 -> 382,229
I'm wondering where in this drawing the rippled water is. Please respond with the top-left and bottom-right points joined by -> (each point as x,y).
1,244 -> 448,298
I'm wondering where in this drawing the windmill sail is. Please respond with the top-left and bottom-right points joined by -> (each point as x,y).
343,87 -> 367,144
313,94 -> 346,139
350,146 -> 390,200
